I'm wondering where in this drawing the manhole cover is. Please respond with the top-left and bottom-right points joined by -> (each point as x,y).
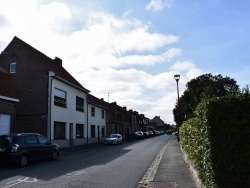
148,181 -> 176,188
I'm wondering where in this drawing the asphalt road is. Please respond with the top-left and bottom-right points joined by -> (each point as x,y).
0,134 -> 174,188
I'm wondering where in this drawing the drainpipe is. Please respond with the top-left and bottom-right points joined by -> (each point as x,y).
87,102 -> 89,144
13,102 -> 17,133
48,71 -> 55,140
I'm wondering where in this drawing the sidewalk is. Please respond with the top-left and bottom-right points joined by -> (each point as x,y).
148,137 -> 198,188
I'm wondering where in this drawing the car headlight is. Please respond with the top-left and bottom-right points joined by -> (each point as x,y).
11,144 -> 19,152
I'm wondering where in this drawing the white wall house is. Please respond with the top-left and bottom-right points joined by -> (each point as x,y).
87,95 -> 107,144
48,72 -> 89,148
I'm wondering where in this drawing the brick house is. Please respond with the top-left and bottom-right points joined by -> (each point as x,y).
152,116 -> 165,131
0,36 -> 90,147
0,67 -> 19,134
105,102 -> 132,140
87,94 -> 107,144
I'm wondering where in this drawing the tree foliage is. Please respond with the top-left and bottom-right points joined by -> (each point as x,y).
173,73 -> 239,124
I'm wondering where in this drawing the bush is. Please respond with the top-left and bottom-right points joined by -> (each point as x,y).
180,94 -> 250,188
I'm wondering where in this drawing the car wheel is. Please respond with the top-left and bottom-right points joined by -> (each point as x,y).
18,155 -> 28,167
51,150 -> 58,160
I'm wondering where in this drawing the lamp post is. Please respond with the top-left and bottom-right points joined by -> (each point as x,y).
174,74 -> 181,130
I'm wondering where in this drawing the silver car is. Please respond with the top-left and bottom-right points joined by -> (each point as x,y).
105,134 -> 123,145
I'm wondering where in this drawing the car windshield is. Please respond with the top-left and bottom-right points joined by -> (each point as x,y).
108,134 -> 117,138
0,136 -> 12,145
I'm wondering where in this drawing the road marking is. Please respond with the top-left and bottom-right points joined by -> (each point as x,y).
4,177 -> 37,188
137,138 -> 173,188
66,171 -> 86,176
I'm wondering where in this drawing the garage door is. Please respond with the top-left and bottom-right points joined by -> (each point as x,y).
0,114 -> 11,135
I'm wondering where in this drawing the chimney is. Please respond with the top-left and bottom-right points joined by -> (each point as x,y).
123,106 -> 127,110
100,98 -> 104,101
54,57 -> 62,66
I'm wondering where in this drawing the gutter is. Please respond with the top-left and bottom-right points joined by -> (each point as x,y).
0,95 -> 19,102
52,74 -> 90,94
87,103 -> 89,144
47,71 -> 55,140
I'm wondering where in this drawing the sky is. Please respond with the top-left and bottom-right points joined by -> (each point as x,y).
0,0 -> 250,125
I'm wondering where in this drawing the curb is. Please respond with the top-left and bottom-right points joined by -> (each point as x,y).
136,138 -> 173,188
180,146 -> 204,188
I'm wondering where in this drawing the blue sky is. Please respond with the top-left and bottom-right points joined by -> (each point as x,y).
0,0 -> 249,124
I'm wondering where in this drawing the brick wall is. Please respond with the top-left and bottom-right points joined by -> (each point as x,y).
0,38 -> 48,135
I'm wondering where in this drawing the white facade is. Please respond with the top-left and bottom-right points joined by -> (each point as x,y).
87,104 -> 106,144
50,77 -> 88,147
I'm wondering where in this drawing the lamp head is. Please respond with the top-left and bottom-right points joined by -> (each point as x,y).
174,74 -> 180,82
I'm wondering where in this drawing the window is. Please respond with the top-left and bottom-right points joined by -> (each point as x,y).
76,96 -> 84,112
15,137 -> 26,145
91,125 -> 95,138
54,122 -> 66,139
54,88 -> 66,107
91,107 -> 95,116
26,136 -> 38,144
10,61 -> 16,73
76,124 -> 84,138
101,126 -> 105,137
115,125 -> 118,134
37,135 -> 49,144
102,110 -> 105,118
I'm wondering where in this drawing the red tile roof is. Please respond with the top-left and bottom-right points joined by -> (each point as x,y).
87,94 -> 108,109
12,36 -> 90,93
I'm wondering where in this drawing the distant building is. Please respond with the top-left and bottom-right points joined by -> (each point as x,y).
152,116 -> 164,130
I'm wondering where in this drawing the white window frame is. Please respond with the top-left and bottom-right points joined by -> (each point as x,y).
54,88 -> 67,107
10,61 -> 16,73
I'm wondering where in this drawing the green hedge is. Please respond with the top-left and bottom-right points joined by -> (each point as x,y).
180,94 -> 250,188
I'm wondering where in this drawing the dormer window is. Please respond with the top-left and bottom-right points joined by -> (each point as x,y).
10,61 -> 16,73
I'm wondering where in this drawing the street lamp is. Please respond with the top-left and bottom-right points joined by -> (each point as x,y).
174,74 -> 181,130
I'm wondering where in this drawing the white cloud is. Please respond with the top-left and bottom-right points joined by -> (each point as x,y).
170,61 -> 203,88
0,0 -> 202,124
146,0 -> 174,12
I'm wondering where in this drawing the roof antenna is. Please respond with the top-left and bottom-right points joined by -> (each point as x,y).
107,93 -> 111,103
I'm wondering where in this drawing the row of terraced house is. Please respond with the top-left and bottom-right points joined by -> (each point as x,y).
0,36 -> 166,148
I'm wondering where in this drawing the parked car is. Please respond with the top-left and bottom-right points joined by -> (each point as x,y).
166,130 -> 172,135
155,131 -> 161,135
142,132 -> 149,138
160,130 -> 165,134
134,131 -> 144,139
147,131 -> 154,137
105,134 -> 123,145
0,133 -> 59,167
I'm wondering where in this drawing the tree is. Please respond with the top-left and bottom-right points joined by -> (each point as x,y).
173,73 -> 239,125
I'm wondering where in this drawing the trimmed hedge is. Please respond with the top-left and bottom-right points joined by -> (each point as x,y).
180,94 -> 250,188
